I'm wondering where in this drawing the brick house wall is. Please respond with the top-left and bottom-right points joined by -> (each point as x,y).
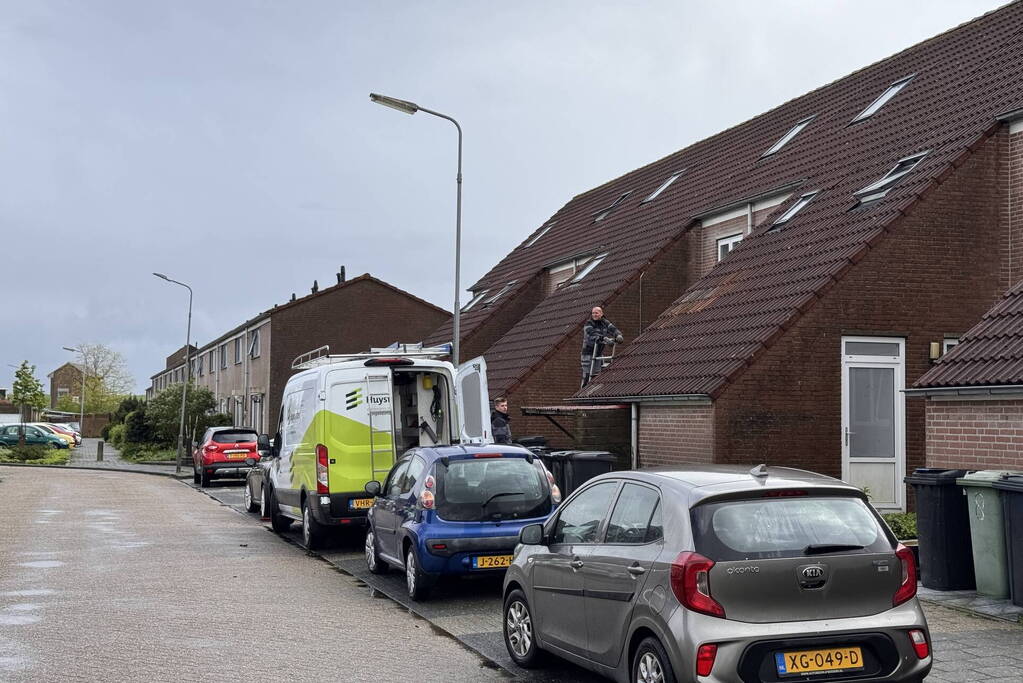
638,404 -> 714,467
459,275 -> 544,362
925,399 -> 1023,469
1011,125 -> 1023,284
48,364 -> 81,409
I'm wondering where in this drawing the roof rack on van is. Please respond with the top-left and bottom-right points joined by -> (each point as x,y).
291,342 -> 453,370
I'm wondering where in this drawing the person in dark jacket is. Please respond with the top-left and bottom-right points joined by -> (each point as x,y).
491,396 -> 512,444
581,306 -> 623,387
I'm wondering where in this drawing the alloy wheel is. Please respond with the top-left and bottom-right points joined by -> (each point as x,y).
365,531 -> 377,572
506,600 -> 532,658
406,551 -> 417,595
302,504 -> 311,547
243,484 -> 252,510
637,652 -> 665,683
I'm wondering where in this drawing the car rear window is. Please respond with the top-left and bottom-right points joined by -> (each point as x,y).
691,496 -> 891,561
436,457 -> 552,522
212,430 -> 258,444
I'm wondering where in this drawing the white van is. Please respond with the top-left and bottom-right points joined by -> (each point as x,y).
261,344 -> 491,549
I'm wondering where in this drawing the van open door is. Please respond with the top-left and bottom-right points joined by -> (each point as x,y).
455,356 -> 491,444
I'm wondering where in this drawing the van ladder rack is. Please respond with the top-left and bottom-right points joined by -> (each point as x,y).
292,342 -> 453,370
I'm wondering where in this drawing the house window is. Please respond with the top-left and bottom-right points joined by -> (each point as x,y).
482,281 -> 517,308
209,350 -> 216,372
642,171 -> 684,203
568,252 -> 608,284
197,356 -> 204,377
717,234 -> 743,261
250,329 -> 261,359
855,151 -> 928,204
852,75 -> 914,123
593,191 -> 632,222
772,191 -> 819,227
461,289 -> 490,312
762,116 -> 816,157
942,338 -> 960,354
525,222 -> 555,247
57,387 -> 70,397
546,253 -> 610,294
220,345 -> 227,369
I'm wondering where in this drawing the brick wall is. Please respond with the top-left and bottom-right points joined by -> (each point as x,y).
638,404 -> 715,467
1011,128 -> 1023,285
460,275 -> 544,362
48,364 -> 81,409
925,399 -> 1023,469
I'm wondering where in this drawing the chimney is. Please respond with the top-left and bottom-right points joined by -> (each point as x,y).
339,266 -> 346,283
311,280 -> 319,294
290,293 -> 296,302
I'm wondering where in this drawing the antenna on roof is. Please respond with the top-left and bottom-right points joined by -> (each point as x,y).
749,464 -> 769,478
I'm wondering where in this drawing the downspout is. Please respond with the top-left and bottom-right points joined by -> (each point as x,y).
631,403 -> 638,469
746,201 -> 754,234
243,331 -> 250,427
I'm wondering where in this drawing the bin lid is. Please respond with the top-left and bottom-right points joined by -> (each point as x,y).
956,470 -> 1021,488
992,474 -> 1023,493
904,468 -> 970,486
549,450 -> 616,461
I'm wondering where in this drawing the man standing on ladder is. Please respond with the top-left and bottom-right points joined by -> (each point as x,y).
581,306 -> 624,388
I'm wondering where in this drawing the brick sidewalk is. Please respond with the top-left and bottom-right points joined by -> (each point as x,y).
67,438 -> 190,478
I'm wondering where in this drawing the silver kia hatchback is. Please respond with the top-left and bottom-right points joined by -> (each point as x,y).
502,465 -> 931,683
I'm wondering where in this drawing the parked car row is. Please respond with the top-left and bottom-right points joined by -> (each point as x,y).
0,422 -> 80,449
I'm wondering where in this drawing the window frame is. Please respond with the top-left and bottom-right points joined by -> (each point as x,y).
461,289 -> 490,312
642,171 -> 684,203
525,222 -> 555,247
220,345 -> 227,369
593,191 -> 633,222
234,338 -> 243,365
547,479 -> 621,546
854,151 -> 929,204
772,191 -> 819,227
851,74 -> 915,123
602,481 -> 664,546
481,281 -> 517,307
567,252 -> 608,285
761,115 -> 816,157
250,329 -> 261,359
716,233 -> 743,262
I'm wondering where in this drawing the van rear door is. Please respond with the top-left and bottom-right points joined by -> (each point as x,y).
325,369 -> 395,493
455,356 -> 491,444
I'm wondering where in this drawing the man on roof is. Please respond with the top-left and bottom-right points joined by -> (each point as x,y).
581,306 -> 623,387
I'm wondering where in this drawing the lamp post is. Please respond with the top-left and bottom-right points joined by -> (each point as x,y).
61,347 -> 86,435
154,272 -> 193,474
369,93 -> 463,366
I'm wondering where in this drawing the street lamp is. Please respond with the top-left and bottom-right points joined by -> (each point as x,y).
153,272 -> 193,474
369,92 -> 463,365
62,346 -> 86,435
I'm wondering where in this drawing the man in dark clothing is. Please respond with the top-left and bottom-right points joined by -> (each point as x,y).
581,306 -> 624,387
491,396 -> 512,444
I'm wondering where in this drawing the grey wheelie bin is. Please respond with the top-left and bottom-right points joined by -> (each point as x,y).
992,474 -> 1023,607
904,468 -> 975,590
548,450 -> 616,497
957,471 -> 1016,598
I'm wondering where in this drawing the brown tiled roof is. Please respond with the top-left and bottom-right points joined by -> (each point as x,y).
428,2 -> 1023,399
914,281 -> 1023,389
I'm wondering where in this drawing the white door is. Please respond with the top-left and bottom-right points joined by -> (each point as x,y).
841,337 -> 905,511
455,356 -> 491,444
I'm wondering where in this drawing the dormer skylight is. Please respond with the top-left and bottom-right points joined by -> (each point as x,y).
525,221 -> 556,247
852,75 -> 915,122
482,281 -> 517,307
772,191 -> 819,226
642,171 -> 684,203
461,289 -> 490,312
855,151 -> 929,204
762,116 -> 816,157
568,252 -> 608,284
593,191 -> 632,222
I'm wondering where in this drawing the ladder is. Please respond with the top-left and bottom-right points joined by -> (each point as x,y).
366,373 -> 395,481
582,341 -> 618,388
292,342 -> 453,370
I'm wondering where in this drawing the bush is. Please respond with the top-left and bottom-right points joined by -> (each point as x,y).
107,423 -> 126,447
0,444 -> 70,465
124,409 -> 152,443
100,423 -> 112,440
883,512 -> 917,540
120,443 -> 178,463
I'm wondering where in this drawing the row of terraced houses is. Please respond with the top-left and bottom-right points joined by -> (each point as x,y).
149,2 -> 1023,510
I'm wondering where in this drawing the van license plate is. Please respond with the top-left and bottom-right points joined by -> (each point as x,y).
348,498 -> 373,510
776,647 -> 864,676
472,555 -> 512,570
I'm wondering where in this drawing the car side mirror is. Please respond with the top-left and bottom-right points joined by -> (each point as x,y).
365,480 -> 382,497
257,433 -> 271,457
519,523 -> 544,546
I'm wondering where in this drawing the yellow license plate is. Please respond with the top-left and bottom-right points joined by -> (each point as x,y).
348,498 -> 374,510
472,555 -> 512,570
226,453 -> 248,459
776,647 -> 864,676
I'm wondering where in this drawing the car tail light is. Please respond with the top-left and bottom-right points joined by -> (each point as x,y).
424,475 -> 435,489
696,643 -> 717,677
204,444 -> 217,452
762,489 -> 807,497
907,629 -> 929,659
431,543 -> 447,551
420,490 -> 435,509
670,552 -> 725,618
893,543 -> 917,606
543,470 -> 562,504
473,452 -> 503,458
316,444 -> 329,494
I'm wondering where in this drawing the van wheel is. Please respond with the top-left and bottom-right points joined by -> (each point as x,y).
405,547 -> 433,601
200,468 -> 211,488
269,489 -> 292,532
365,530 -> 388,575
243,481 -> 259,512
301,499 -> 327,550
504,589 -> 543,667
633,637 -> 676,683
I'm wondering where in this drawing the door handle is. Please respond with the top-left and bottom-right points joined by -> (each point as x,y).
627,564 -> 646,576
570,558 -> 584,569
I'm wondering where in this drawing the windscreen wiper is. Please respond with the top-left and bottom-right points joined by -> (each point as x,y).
803,543 -> 866,555
482,491 -> 524,509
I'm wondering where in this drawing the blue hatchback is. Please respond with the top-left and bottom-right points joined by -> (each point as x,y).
364,444 -> 560,600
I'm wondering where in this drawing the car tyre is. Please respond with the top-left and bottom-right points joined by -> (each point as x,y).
47,442 -> 59,450
269,488 -> 292,532
192,464 -> 201,485
301,499 -> 327,550
243,481 -> 259,512
260,485 -> 271,519
633,637 -> 676,683
405,547 -> 433,601
503,589 -> 544,668
365,529 -> 388,575
200,468 -> 212,488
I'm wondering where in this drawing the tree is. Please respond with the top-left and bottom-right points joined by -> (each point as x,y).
11,361 -> 46,445
67,343 -> 136,413
145,383 -> 216,446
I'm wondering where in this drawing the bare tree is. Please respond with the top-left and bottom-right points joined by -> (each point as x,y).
69,343 -> 136,412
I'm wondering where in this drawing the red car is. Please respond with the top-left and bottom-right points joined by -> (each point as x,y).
192,427 -> 259,487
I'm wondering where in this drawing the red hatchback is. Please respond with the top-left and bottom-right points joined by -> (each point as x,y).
193,427 -> 259,487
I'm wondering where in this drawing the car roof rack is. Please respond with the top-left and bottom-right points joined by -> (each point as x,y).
291,342 -> 453,370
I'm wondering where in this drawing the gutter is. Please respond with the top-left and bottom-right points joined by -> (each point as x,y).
566,393 -> 712,404
904,384 -> 1023,398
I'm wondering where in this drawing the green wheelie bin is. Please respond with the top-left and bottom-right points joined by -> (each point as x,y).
957,471 -> 1017,598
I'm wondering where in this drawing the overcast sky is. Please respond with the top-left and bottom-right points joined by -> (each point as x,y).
0,0 -> 1008,394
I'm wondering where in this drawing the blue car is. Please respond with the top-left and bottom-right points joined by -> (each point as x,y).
365,444 -> 560,600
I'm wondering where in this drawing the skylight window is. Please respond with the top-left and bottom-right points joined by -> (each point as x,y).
593,192 -> 632,222
642,171 -> 684,203
482,281 -> 517,307
762,115 -> 816,157
855,152 -> 929,204
568,253 -> 608,284
773,191 -> 819,226
525,222 -> 556,247
852,75 -> 915,122
461,289 -> 490,312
